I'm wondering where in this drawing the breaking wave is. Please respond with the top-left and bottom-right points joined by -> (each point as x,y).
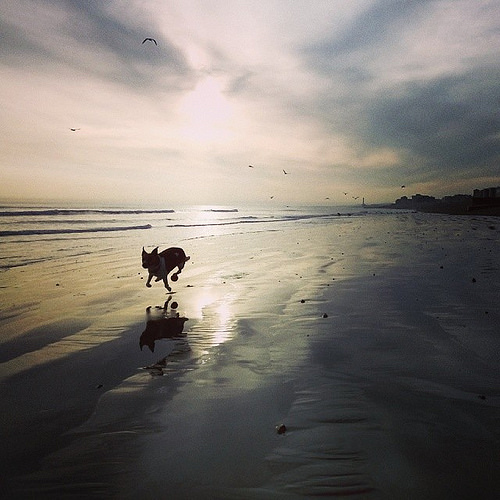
0,209 -> 174,217
0,224 -> 152,237
166,212 -> 359,228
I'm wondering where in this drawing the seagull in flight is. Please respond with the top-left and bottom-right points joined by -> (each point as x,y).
352,196 -> 359,200
142,37 -> 157,45
248,165 -> 254,168
343,192 -> 348,196
283,169 -> 289,175
70,128 -> 80,131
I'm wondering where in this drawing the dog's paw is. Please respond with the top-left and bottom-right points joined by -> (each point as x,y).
166,285 -> 172,291
146,283 -> 152,288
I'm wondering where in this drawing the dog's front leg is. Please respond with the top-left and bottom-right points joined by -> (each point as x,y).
146,273 -> 153,288
163,276 -> 171,292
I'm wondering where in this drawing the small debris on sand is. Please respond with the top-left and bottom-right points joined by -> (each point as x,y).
276,424 -> 287,434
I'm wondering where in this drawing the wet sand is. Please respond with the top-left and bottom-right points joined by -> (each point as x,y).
1,212 -> 499,499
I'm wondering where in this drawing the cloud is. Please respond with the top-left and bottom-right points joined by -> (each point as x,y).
304,0 -> 430,64
295,0 -> 500,191
364,67 -> 500,169
0,0 -> 193,90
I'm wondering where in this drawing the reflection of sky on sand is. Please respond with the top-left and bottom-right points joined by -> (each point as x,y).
190,291 -> 236,353
214,302 -> 233,346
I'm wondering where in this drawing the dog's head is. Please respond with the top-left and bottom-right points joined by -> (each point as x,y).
142,247 -> 159,269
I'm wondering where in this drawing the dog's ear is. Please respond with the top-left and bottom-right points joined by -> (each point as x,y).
142,247 -> 146,254
152,247 -> 158,254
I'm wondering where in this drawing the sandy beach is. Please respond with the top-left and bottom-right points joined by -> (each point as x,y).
1,209 -> 499,499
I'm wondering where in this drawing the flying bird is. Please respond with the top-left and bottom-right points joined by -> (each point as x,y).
343,192 -> 348,196
70,128 -> 80,131
142,38 -> 157,45
352,196 -> 359,200
282,169 -> 289,175
248,165 -> 254,168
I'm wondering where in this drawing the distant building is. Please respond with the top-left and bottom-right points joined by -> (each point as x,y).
442,194 -> 472,203
473,186 -> 500,199
412,194 -> 436,204
389,186 -> 500,214
471,186 -> 500,208
394,194 -> 436,209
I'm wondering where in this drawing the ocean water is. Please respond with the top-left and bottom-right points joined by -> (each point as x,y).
0,203 -> 381,271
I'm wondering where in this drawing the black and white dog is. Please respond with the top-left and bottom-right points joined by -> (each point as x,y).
142,247 -> 190,291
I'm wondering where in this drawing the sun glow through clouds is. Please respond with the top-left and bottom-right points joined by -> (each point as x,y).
179,77 -> 233,143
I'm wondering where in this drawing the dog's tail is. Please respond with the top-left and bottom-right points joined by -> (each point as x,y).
185,255 -> 190,262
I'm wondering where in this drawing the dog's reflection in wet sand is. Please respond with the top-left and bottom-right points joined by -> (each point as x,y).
140,297 -> 189,375
140,314 -> 188,353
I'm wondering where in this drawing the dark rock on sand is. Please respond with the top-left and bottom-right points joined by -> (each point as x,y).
276,424 -> 286,434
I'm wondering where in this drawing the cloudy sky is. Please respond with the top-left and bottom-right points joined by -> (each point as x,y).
1,0 -> 499,207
